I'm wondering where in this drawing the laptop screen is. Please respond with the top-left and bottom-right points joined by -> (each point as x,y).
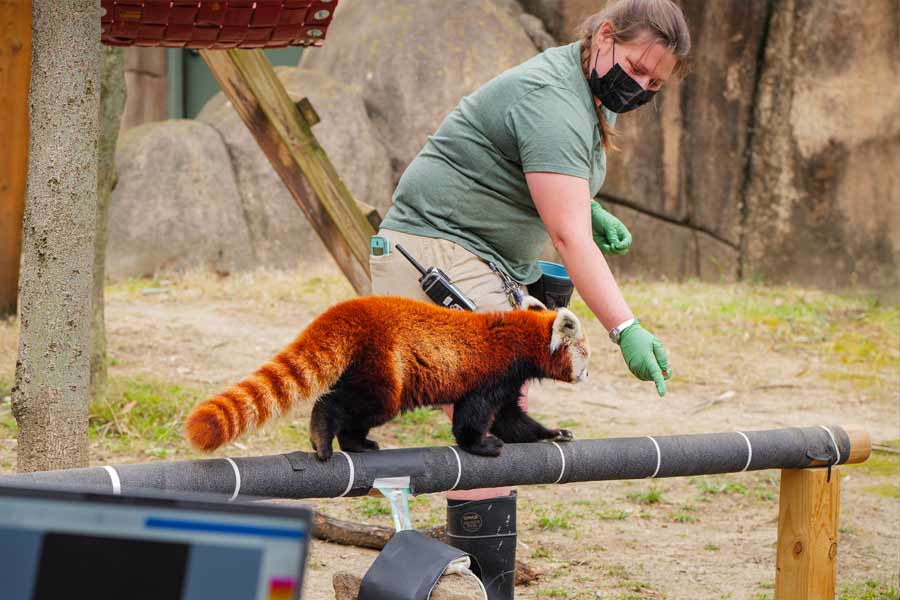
0,485 -> 311,600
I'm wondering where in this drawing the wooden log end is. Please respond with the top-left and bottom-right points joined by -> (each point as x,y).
841,424 -> 871,465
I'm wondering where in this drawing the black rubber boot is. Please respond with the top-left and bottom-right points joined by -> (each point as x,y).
446,492 -> 517,600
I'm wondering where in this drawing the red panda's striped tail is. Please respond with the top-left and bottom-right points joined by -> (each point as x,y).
185,338 -> 349,452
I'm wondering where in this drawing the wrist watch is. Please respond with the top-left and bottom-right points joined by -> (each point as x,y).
609,318 -> 636,345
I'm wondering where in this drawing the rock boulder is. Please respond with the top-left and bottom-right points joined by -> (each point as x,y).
107,120 -> 255,279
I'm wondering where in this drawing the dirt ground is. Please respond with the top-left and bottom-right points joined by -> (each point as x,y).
1,266 -> 898,599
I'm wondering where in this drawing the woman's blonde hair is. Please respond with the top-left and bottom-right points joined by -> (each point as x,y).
578,0 -> 691,151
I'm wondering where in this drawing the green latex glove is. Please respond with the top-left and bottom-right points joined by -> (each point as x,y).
618,321 -> 671,397
590,201 -> 632,255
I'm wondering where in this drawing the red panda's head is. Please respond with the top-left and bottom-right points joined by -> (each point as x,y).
521,297 -> 590,383
550,308 -> 590,382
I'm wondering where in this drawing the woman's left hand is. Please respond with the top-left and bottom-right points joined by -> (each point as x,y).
618,322 -> 671,397
590,201 -> 632,255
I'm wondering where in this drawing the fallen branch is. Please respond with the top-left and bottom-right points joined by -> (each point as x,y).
313,511 -> 444,550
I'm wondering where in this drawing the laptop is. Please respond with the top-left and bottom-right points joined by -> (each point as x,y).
0,483 -> 313,600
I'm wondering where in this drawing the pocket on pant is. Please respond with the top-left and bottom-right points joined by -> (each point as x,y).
369,251 -> 430,301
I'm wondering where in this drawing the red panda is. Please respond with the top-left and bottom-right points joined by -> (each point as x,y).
185,295 -> 589,460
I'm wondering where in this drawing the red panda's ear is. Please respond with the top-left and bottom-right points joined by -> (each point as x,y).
520,296 -> 546,311
550,308 -> 583,352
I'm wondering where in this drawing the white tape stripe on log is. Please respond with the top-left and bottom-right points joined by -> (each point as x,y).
223,458 -> 241,502
646,436 -> 662,478
820,425 -> 841,464
447,446 -> 463,491
337,451 -> 355,498
736,431 -> 753,472
102,466 -> 121,495
550,441 -> 566,484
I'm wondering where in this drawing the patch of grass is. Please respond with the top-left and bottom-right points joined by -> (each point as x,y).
385,407 -> 454,447
557,418 -> 581,429
105,276 -> 166,297
89,375 -> 204,446
864,483 -> 900,499
693,477 -> 748,496
531,546 -> 552,559
838,579 -> 900,600
0,375 -> 14,437
604,563 -> 629,578
626,485 -> 663,505
536,587 -> 570,598
752,486 -> 777,502
704,543 -> 720,551
849,452 -> 900,478
620,282 -> 900,391
597,508 -> 629,521
671,511 -> 698,524
357,497 -> 392,518
536,508 -> 574,531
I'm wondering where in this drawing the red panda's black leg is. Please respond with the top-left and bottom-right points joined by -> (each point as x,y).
310,396 -> 338,461
328,386 -> 385,453
452,393 -> 504,457
490,401 -> 571,444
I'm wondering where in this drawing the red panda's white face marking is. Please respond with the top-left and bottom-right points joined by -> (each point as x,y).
550,309 -> 590,382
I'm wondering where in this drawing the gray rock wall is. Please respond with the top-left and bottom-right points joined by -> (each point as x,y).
742,0 -> 900,287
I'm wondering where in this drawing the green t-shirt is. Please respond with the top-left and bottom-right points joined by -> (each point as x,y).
380,41 -> 616,284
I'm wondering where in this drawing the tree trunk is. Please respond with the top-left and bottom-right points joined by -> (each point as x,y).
90,45 -> 125,401
12,0 -> 100,472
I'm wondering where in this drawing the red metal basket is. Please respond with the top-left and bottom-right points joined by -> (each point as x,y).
101,1 -> 338,48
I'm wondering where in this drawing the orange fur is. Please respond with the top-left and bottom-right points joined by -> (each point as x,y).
184,296 -> 588,452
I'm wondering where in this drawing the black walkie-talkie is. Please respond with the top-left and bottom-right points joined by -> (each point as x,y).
394,244 -> 477,311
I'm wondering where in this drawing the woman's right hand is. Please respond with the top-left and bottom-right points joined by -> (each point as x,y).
618,322 -> 671,397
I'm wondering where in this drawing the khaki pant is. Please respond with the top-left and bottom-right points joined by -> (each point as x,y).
369,228 -> 525,500
369,228 -> 521,313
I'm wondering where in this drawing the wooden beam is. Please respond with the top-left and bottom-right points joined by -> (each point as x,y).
200,49 -> 375,295
775,468 -> 840,600
0,0 -> 31,315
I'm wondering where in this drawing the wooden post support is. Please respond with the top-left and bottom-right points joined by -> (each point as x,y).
200,48 -> 376,295
0,0 -> 31,315
775,468 -> 840,600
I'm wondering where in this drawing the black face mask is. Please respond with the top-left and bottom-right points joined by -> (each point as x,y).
588,40 -> 656,114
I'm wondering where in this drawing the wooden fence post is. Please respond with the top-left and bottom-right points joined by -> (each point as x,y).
200,48 -> 376,295
0,0 -> 31,316
775,468 -> 840,600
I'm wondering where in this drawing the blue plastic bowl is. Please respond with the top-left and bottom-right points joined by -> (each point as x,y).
537,260 -> 570,280
527,261 -> 574,309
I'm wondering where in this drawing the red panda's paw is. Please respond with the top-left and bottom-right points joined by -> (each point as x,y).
552,428 -> 574,442
462,435 -> 504,457
314,444 -> 333,462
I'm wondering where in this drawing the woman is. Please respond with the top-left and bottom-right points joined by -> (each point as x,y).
370,1 -> 690,596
